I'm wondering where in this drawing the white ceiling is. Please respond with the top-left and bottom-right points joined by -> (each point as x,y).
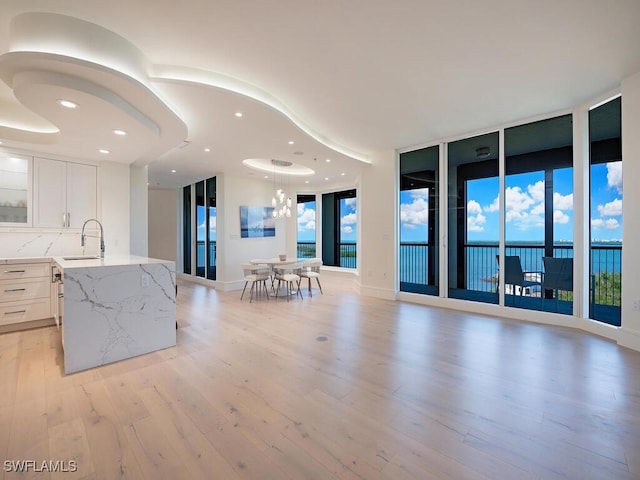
0,1 -> 639,190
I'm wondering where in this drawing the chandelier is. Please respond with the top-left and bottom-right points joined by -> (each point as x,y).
271,159 -> 293,218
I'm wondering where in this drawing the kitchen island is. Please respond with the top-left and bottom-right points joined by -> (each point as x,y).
53,255 -> 176,374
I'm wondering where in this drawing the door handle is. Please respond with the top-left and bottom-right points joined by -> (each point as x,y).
4,288 -> 26,292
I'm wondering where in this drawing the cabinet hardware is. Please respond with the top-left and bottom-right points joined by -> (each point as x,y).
3,270 -> 26,273
5,310 -> 27,315
4,288 -> 26,292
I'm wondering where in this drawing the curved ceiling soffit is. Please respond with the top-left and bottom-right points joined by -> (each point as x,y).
151,66 -> 371,164
0,12 -> 187,161
0,11 -> 369,165
0,51 -> 188,163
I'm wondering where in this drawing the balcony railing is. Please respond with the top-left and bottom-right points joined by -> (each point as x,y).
295,242 -> 357,269
399,242 -> 621,309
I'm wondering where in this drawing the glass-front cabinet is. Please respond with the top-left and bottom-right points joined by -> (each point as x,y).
0,152 -> 30,225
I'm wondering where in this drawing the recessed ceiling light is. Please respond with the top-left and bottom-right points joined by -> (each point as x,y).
325,177 -> 329,181
264,175 -> 269,179
325,158 -> 331,163
235,112 -> 243,118
113,129 -> 127,136
341,172 -> 345,176
288,141 -> 294,145
59,100 -> 78,109
305,180 -> 309,184
171,169 -> 177,173
98,149 -> 110,154
0,141 -> 3,145
204,147 -> 211,152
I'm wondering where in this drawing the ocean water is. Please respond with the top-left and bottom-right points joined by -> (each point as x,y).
400,242 -> 622,290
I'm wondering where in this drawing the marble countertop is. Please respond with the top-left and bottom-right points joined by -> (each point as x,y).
0,255 -> 174,269
52,254 -> 175,270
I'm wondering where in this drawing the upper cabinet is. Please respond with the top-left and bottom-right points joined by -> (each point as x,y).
0,153 -> 31,225
33,158 -> 97,229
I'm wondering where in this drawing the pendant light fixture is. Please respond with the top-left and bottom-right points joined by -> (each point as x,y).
271,159 -> 293,218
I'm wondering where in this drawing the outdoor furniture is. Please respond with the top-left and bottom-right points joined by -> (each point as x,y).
496,255 -> 542,306
542,257 -> 573,312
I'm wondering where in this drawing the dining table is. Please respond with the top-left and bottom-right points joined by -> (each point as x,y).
250,258 -> 303,296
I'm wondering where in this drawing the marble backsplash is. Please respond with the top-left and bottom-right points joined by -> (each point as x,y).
0,230 -> 102,258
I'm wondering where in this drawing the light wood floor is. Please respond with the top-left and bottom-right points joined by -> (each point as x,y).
1,275 -> 640,479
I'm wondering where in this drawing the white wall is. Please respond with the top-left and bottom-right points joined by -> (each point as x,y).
217,173 -> 286,290
99,161 -> 130,255
148,188 -> 177,261
619,71 -> 640,351
358,150 -> 396,299
129,165 -> 148,256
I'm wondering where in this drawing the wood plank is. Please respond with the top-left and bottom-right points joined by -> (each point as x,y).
1,275 -> 639,479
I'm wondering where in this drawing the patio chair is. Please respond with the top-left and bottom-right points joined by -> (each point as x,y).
496,255 -> 542,306
542,257 -> 573,312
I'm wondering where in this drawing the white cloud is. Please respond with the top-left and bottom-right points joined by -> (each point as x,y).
528,180 -> 545,202
341,212 -> 357,226
505,186 -> 536,216
344,197 -> 357,210
591,218 -> 604,229
467,199 -> 482,215
342,225 -> 353,234
467,213 -> 486,232
554,192 -> 573,210
297,206 -> 316,231
531,203 -> 545,216
401,196 -> 428,228
484,196 -> 499,212
553,210 -> 570,224
607,162 -> 623,193
597,198 -> 622,217
605,218 -> 620,229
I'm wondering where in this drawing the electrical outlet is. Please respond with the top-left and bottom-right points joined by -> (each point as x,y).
633,299 -> 640,311
141,274 -> 150,288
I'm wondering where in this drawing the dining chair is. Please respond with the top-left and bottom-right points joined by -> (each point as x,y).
298,258 -> 323,296
273,262 -> 303,301
240,263 -> 270,302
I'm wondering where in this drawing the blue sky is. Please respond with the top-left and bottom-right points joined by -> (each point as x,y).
399,161 -> 622,243
297,197 -> 358,242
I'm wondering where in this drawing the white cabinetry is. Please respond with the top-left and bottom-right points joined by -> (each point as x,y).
0,262 -> 52,326
33,158 -> 97,228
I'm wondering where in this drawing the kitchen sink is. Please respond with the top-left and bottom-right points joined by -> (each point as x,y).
62,255 -> 101,260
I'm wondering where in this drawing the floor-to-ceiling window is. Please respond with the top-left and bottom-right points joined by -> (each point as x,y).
322,189 -> 357,269
297,194 -> 316,259
182,176 -> 217,279
206,176 -> 216,281
447,132 -> 499,303
503,114 -> 573,312
589,96 -> 622,326
182,185 -> 192,275
399,145 -> 438,295
195,180 -> 205,277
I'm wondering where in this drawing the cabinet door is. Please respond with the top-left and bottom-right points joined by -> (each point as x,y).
33,158 -> 67,228
66,163 -> 97,228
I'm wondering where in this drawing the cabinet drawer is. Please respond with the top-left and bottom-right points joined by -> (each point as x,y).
0,262 -> 50,280
0,298 -> 51,325
0,278 -> 51,302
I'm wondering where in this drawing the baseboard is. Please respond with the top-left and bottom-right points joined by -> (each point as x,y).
617,327 -> 640,352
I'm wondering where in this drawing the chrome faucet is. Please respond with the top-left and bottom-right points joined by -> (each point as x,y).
81,219 -> 105,258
